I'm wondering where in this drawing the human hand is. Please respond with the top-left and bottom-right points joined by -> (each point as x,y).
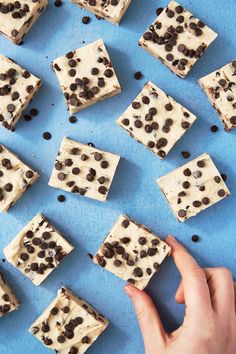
124,236 -> 236,354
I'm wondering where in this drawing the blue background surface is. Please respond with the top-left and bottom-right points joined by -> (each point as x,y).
0,0 -> 236,353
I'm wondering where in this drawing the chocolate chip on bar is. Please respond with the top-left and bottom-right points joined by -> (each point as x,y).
117,81 -> 196,159
70,0 -> 132,24
157,153 -> 230,222
0,55 -> 42,131
199,60 -> 236,132
48,137 -> 120,202
3,213 -> 74,286
93,214 -> 171,289
29,287 -> 109,354
0,0 -> 48,45
52,39 -> 121,114
0,144 -> 39,212
0,272 -> 19,318
139,1 -> 217,78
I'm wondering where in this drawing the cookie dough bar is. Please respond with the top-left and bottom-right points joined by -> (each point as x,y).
0,272 -> 19,318
0,55 -> 42,131
139,1 -> 217,78
49,137 -> 120,202
117,81 -> 196,159
157,153 -> 230,222
70,0 -> 132,24
52,39 -> 121,114
4,213 -> 74,286
93,214 -> 171,289
0,144 -> 39,212
0,0 -> 48,45
29,287 -> 109,354
199,60 -> 236,131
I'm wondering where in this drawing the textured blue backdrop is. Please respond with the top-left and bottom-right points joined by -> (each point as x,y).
0,0 -> 236,353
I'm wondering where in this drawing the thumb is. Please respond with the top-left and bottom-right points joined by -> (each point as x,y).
124,284 -> 166,353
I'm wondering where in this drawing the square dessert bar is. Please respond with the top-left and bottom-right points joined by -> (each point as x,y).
139,1 -> 217,78
70,0 -> 132,24
52,39 -> 121,114
0,272 -> 19,318
0,55 -> 42,131
93,214 -> 171,289
0,0 -> 48,45
4,213 -> 74,286
157,153 -> 230,222
0,144 -> 39,212
29,287 -> 109,354
117,81 -> 196,159
49,137 -> 120,202
199,60 -> 236,131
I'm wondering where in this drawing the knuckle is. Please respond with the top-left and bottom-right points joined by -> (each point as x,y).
216,267 -> 232,278
136,306 -> 148,322
191,266 -> 206,280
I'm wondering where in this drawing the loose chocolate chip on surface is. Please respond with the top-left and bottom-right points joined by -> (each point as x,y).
192,235 -> 199,243
82,16 -> 90,24
43,132 -> 52,140
54,0 -> 62,7
30,108 -> 38,116
182,151 -> 190,159
210,125 -> 218,132
57,195 -> 65,202
156,7 -> 163,15
134,71 -> 142,80
69,116 -> 77,123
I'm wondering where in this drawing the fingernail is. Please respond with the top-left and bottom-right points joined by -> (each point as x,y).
124,284 -> 135,298
166,235 -> 176,242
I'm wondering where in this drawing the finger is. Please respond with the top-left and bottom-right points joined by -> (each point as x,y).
175,269 -> 236,316
124,284 -> 166,352
166,236 -> 212,320
175,280 -> 184,304
204,268 -> 234,318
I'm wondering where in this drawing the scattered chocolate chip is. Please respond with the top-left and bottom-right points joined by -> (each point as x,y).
54,0 -> 62,6
43,132 -> 52,140
134,71 -> 142,80
192,235 -> 199,242
57,195 -> 66,202
210,125 -> 218,133
182,151 -> 191,159
82,16 -> 90,24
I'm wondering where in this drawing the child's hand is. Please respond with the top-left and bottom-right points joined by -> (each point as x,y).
125,236 -> 236,354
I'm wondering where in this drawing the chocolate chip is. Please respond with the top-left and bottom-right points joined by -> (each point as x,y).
82,336 -> 90,344
182,151 -> 190,159
43,132 -> 52,140
122,219 -> 129,228
114,260 -> 122,267
156,7 -> 163,15
202,197 -> 210,205
134,71 -> 142,80
54,0 -> 62,7
57,195 -> 65,202
142,96 -> 150,105
101,161 -> 108,169
214,176 -> 221,183
210,125 -> 218,132
192,235 -> 199,242
42,324 -> 50,332
218,189 -> 225,197
193,200 -> 201,207
20,253 -> 29,261
138,237 -> 146,245
133,267 -> 143,277
26,170 -> 34,178
147,248 -> 157,256
178,209 -> 186,218
69,116 -> 77,123
82,16 -> 90,24
197,160 -> 205,168
165,103 -> 173,111
104,69 -> 113,78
